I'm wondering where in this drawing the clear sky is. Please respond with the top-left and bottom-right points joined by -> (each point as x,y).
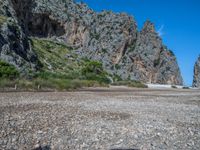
76,0 -> 200,86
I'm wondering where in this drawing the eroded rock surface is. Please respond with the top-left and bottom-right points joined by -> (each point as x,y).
115,21 -> 183,84
0,0 -> 38,72
0,0 -> 183,84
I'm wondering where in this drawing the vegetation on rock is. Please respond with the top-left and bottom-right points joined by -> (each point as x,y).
0,38 -> 111,91
81,60 -> 110,84
0,60 -> 19,79
0,37 -> 147,90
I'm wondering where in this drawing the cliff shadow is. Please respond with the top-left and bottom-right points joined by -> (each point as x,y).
11,0 -> 65,38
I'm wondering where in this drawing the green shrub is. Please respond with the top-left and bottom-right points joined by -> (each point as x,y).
82,61 -> 103,74
81,61 -> 110,84
0,60 -> 19,79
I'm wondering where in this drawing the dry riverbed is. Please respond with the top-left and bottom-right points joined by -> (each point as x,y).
0,87 -> 200,150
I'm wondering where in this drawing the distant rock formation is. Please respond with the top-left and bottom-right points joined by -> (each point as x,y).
0,0 -> 183,85
193,55 -> 200,87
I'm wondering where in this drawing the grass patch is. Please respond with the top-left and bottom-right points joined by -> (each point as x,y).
112,80 -> 148,88
31,38 -> 76,72
0,78 -> 106,91
0,78 -> 16,88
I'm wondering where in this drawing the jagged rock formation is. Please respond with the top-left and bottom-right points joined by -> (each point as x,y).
0,0 -> 183,85
193,56 -> 200,87
113,21 -> 182,84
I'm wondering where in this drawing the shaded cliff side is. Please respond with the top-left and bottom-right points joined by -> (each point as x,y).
0,0 -> 39,73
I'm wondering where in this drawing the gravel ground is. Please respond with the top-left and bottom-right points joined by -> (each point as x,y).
0,87 -> 200,150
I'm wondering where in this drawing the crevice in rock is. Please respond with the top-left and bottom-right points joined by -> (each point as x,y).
11,0 -> 65,38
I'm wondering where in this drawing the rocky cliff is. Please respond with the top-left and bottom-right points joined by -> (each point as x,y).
0,0 -> 183,85
0,0 -> 39,73
193,56 -> 200,87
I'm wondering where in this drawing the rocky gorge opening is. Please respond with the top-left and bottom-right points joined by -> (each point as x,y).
11,0 -> 65,38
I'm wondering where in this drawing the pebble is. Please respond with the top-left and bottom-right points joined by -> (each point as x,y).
0,89 -> 199,149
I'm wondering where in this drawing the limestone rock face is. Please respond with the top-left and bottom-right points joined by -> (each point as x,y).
193,56 -> 200,87
0,0 -> 183,85
110,21 -> 183,85
0,0 -> 38,72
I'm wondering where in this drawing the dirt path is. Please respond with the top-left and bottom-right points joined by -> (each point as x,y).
0,87 -> 200,150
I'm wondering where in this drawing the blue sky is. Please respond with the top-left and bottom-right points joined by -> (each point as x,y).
76,0 -> 200,86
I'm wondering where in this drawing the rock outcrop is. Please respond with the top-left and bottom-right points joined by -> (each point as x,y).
113,21 -> 182,84
193,56 -> 200,87
0,0 -> 39,73
0,0 -> 183,85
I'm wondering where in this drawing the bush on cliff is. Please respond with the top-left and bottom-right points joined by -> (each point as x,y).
0,60 -> 19,79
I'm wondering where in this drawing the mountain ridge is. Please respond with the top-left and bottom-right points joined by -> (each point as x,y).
0,0 -> 183,85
